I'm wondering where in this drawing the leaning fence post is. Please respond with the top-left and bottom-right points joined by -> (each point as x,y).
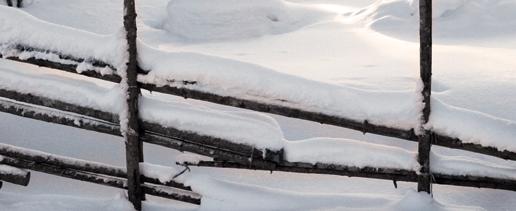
417,0 -> 433,193
122,0 -> 144,209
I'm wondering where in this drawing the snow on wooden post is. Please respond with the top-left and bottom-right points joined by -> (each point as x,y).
123,0 -> 145,209
417,0 -> 433,193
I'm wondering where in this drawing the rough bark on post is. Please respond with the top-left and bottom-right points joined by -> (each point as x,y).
417,0 -> 433,193
123,0 -> 144,209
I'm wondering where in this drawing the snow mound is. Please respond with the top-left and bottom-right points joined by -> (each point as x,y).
163,0 -> 328,41
354,0 -> 516,39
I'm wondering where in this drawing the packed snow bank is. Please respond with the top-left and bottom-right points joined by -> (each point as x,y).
354,0 -> 516,39
163,0 -> 329,41
284,138 -> 419,170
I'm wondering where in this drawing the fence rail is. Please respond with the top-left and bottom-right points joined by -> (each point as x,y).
0,153 -> 201,204
2,0 -> 516,210
3,44 -> 515,162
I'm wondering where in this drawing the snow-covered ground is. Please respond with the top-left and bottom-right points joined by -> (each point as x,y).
1,0 -> 516,210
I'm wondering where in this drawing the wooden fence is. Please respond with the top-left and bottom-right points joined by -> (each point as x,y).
2,0 -> 516,210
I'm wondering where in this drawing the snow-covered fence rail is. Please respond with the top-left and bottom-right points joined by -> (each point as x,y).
186,160 -> 516,192
0,88 -> 282,165
3,45 -> 515,161
0,162 -> 30,187
4,90 -> 516,193
0,143 -> 201,204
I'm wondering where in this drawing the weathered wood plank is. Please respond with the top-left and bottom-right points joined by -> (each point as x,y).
0,144 -> 191,190
417,0 -> 433,193
0,89 -> 280,162
3,53 -> 514,162
0,96 -> 277,169
122,0 -> 144,208
0,164 -> 30,186
187,160 -> 516,192
0,156 -> 200,204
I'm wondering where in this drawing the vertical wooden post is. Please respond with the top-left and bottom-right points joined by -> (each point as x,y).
16,0 -> 22,8
6,0 -> 13,7
123,0 -> 144,209
417,0 -> 432,193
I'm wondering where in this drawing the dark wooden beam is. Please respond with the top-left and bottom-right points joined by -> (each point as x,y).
0,88 -> 280,162
122,0 -> 144,208
0,97 -> 121,136
2,45 -> 119,83
188,160 -> 516,192
0,164 -> 30,186
0,144 -> 190,190
0,96 -> 277,169
0,156 -> 200,204
417,0 -> 433,193
189,160 -> 418,183
3,53 -> 514,162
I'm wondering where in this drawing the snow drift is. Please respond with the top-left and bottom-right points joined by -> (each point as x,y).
163,0 -> 329,41
354,0 -> 516,39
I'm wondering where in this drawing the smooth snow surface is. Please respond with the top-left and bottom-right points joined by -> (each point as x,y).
284,138 -> 419,170
164,0 -> 329,41
1,0 -> 516,210
355,0 -> 516,43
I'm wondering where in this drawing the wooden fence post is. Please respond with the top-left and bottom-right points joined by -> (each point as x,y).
417,0 -> 433,193
123,0 -> 144,209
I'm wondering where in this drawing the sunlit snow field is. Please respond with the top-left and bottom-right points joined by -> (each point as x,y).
1,0 -> 515,210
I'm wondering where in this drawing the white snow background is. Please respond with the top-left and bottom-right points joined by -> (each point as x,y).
0,0 -> 515,210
